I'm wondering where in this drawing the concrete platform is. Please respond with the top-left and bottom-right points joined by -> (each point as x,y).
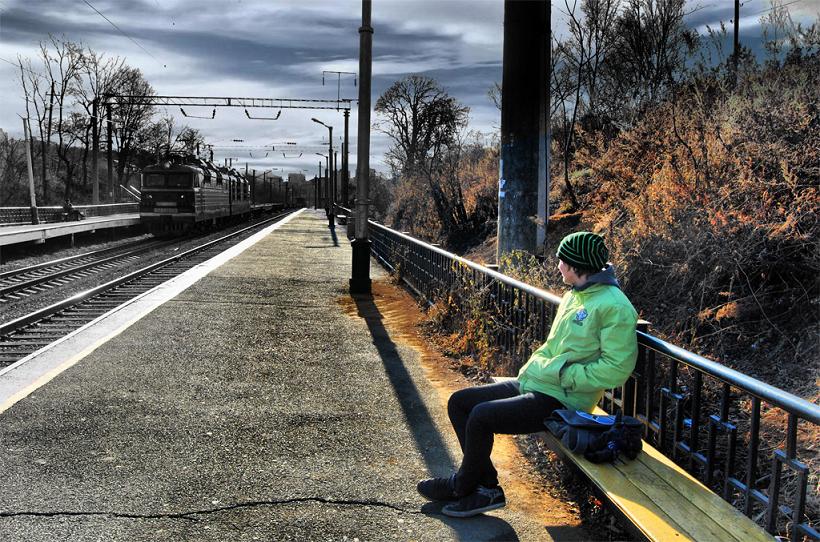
0,214 -> 140,248
0,209 -> 559,541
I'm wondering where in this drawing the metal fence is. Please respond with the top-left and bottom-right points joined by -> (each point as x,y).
364,217 -> 818,541
0,204 -> 139,225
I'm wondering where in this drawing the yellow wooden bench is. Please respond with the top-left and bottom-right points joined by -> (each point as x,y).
492,376 -> 773,541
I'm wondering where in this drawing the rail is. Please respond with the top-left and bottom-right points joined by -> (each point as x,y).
360,214 -> 818,541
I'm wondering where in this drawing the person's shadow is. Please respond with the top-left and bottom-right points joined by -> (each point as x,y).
353,293 -> 520,541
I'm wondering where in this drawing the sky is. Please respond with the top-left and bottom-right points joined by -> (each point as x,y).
0,0 -> 818,178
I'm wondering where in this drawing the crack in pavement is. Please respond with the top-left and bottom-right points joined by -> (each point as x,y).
0,497 -> 423,521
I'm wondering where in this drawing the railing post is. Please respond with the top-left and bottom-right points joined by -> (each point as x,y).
624,321 -> 648,417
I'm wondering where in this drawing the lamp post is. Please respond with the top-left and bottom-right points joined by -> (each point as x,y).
312,118 -> 334,227
350,0 -> 373,294
316,152 -> 329,215
315,161 -> 322,209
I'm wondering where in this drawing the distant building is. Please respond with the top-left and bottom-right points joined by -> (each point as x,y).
288,173 -> 306,184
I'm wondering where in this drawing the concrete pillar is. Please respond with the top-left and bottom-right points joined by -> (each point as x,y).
497,0 -> 549,263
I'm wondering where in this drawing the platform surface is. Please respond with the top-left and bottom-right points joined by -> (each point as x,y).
0,210 -> 557,541
0,214 -> 140,247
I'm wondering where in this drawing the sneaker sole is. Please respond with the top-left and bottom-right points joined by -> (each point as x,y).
441,500 -> 506,518
416,487 -> 458,502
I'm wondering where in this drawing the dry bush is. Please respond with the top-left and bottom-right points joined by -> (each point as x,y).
384,141 -> 499,249
585,51 -> 819,392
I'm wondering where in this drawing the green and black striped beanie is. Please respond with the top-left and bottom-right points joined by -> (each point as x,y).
557,231 -> 609,273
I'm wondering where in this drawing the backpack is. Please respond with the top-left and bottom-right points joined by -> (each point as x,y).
544,409 -> 643,463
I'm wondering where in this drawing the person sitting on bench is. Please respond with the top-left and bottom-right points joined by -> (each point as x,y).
417,231 -> 639,518
61,199 -> 84,221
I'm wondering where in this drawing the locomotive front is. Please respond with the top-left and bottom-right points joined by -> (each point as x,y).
140,161 -> 202,232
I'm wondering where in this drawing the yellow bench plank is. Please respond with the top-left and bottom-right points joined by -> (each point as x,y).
541,430 -> 699,541
633,440 -> 773,542
491,377 -> 772,541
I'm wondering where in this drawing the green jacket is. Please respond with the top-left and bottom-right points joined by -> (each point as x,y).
517,269 -> 638,412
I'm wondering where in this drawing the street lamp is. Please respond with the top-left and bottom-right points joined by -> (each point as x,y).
316,152 -> 329,215
312,118 -> 335,227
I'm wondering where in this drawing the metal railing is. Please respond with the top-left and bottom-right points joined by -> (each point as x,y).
0,203 -> 139,225
361,215 -> 818,541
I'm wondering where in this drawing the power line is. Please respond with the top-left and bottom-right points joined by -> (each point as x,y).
0,56 -> 45,79
80,0 -> 166,68
752,0 -> 802,16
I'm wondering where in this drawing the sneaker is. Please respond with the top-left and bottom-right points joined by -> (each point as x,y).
417,474 -> 458,501
441,485 -> 506,518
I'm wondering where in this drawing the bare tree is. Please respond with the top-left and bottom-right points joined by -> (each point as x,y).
172,126 -> 206,156
374,74 -> 469,176
18,54 -> 53,203
75,49 -> 125,188
601,0 -> 696,124
18,36 -> 87,203
110,67 -> 155,185
46,37 -> 85,201
550,40 -> 580,209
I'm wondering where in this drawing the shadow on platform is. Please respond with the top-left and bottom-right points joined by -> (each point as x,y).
353,293 -> 519,540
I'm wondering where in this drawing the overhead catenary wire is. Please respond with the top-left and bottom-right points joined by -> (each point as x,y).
0,56 -> 46,79
752,0 -> 802,15
81,0 -> 166,68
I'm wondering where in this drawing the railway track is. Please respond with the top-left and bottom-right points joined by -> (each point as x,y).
0,238 -> 170,303
0,211 -> 293,367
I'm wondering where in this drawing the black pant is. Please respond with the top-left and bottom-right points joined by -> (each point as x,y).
447,379 -> 563,496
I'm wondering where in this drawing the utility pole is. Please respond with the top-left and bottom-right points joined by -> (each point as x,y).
327,127 -> 334,224
318,161 -> 323,209
343,109 -> 350,206
315,164 -> 321,209
23,117 -> 38,224
497,0 -> 549,264
106,97 -> 113,203
733,0 -> 740,87
350,0 -> 373,294
92,98 -> 99,204
312,118 -> 335,226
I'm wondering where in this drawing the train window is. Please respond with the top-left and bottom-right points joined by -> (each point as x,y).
144,174 -> 165,187
167,173 -> 192,188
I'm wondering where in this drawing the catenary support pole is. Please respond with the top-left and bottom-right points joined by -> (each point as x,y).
106,98 -> 114,203
733,0 -> 740,87
350,0 -> 373,294
92,98 -> 99,205
497,0 -> 548,265
343,109 -> 350,206
318,161 -> 323,209
327,126 -> 336,229
23,117 -> 38,225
